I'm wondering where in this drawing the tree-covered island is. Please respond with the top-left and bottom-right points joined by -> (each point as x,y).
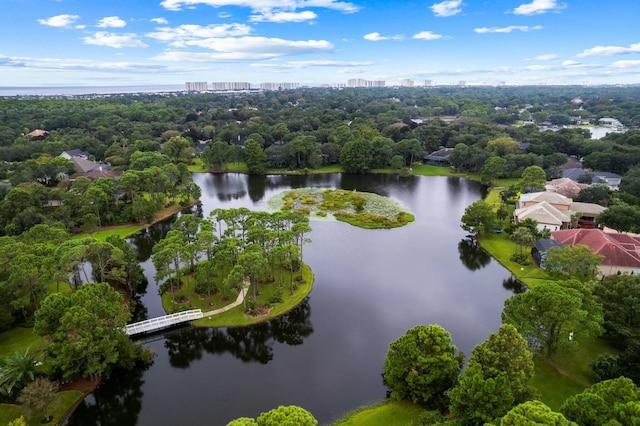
152,209 -> 314,327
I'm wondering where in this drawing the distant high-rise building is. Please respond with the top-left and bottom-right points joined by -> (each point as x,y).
210,82 -> 252,91
402,79 -> 414,87
346,79 -> 385,87
423,80 -> 434,87
259,82 -> 300,90
185,82 -> 208,92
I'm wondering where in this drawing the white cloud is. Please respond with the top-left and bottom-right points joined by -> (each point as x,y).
37,14 -> 80,28
513,0 -> 566,15
576,42 -> 640,57
153,37 -> 333,61
82,32 -> 148,48
151,18 -> 169,24
413,31 -> 443,40
147,23 -> 252,46
611,60 -> 640,69
218,12 -> 231,18
430,0 -> 463,17
97,16 -> 127,28
160,0 -> 360,13
474,25 -> 543,33
250,10 -> 317,23
527,53 -> 558,61
364,32 -> 403,41
251,59 -> 375,69
0,54 -> 166,73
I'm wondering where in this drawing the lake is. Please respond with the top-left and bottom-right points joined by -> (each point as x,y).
67,173 -> 520,426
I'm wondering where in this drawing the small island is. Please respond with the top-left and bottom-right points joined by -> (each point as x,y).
267,188 -> 415,229
152,208 -> 315,328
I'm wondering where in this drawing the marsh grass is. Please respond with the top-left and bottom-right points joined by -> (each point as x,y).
268,188 -> 414,229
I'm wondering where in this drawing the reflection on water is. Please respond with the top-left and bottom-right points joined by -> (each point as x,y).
458,236 -> 492,271
70,173 -> 520,426
162,300 -> 313,367
502,276 -> 528,294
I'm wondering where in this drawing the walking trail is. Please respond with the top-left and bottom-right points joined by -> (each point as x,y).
202,284 -> 250,317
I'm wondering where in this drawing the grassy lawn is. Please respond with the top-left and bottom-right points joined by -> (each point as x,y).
174,264 -> 314,328
71,224 -> 142,241
0,327 -> 45,359
479,232 -> 552,288
0,390 -> 84,426
532,336 -> 618,410
332,400 -> 424,426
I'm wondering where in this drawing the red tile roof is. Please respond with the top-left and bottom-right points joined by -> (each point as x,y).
551,229 -> 640,268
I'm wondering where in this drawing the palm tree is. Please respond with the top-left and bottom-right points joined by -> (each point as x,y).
0,349 -> 40,398
510,227 -> 536,259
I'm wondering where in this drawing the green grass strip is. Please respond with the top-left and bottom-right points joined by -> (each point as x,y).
332,400 -> 424,426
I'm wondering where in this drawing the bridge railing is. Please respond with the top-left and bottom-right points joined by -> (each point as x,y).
125,309 -> 204,336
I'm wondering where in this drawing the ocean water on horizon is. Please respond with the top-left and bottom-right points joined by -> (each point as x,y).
0,84 -> 185,96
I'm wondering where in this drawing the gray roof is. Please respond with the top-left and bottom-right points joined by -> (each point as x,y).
534,238 -> 564,253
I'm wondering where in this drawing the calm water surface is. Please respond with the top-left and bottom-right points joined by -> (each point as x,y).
68,173 -> 520,426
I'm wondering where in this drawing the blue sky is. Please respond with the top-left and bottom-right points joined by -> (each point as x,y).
1,0 -> 639,87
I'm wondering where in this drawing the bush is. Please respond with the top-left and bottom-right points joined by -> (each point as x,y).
269,293 -> 283,304
510,253 -> 531,265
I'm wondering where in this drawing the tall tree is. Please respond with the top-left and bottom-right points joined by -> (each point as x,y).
499,400 -> 573,425
543,245 -> 603,283
449,362 -> 515,425
383,324 -> 464,409
460,200 -> 495,235
340,139 -> 372,174
502,280 -> 603,358
34,283 -> 142,381
560,377 -> 640,425
519,165 -> 547,193
468,324 -> 536,403
245,139 -> 268,175
593,274 -> 640,347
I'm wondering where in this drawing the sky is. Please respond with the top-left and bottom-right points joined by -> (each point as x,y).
1,0 -> 640,88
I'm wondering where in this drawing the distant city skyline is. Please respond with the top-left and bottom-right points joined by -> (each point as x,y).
1,0 -> 639,87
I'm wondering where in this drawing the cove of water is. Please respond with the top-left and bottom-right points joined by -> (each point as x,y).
67,173 -> 521,426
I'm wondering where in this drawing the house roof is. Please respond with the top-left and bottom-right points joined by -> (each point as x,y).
520,191 -> 572,206
562,167 -> 587,181
562,168 -> 621,184
515,201 -> 570,226
545,178 -> 589,198
71,157 -> 101,173
570,201 -> 607,216
61,149 -> 90,159
534,238 -> 564,253
82,169 -> 122,180
551,229 -> 640,268
26,129 -> 48,138
425,148 -> 453,161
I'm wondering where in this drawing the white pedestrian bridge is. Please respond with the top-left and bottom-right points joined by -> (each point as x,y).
125,309 -> 204,336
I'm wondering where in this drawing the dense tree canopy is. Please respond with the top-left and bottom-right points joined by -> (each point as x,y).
460,200 -> 495,235
383,324 -> 464,409
543,245 -> 603,282
560,377 -> 640,425
33,283 -> 147,381
502,280 -> 603,358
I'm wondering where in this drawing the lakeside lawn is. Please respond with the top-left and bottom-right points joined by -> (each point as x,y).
332,400 -> 424,426
0,390 -> 84,426
71,224 -> 142,241
169,264 -> 314,328
0,327 -> 45,359
532,335 -> 618,410
479,232 -> 552,288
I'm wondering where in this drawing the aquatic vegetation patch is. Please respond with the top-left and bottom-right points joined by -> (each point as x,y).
268,188 -> 414,229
